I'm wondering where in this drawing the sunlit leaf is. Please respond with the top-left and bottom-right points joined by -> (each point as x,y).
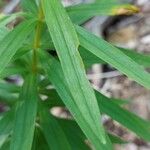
40,51 -> 112,150
42,0 -> 106,146
76,25 -> 150,89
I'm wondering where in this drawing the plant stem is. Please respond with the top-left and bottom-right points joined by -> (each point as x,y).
32,3 -> 44,73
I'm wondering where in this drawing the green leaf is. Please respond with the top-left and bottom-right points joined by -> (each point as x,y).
32,127 -> 49,150
57,118 -> 91,150
0,27 -> 9,41
79,46 -> 105,68
40,89 -> 64,107
80,46 -> 150,68
39,102 -> 71,150
0,89 -> 17,104
66,1 -> 139,24
42,0 -> 106,146
0,19 -> 36,76
40,52 -> 112,150
0,138 -> 10,150
58,118 -> 124,149
0,109 -> 15,148
21,0 -> 38,15
111,98 -> 129,106
12,47 -> 31,61
10,74 -> 38,150
41,88 -> 128,107
76,25 -> 150,89
39,107 -> 90,150
0,66 -> 26,78
67,2 -> 139,24
119,47 -> 150,67
0,81 -> 20,93
96,91 -> 150,141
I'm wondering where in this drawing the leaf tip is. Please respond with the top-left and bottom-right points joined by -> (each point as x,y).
112,5 -> 140,15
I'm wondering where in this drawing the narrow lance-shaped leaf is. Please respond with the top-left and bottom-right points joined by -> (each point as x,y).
95,91 -> 150,141
39,103 -> 71,150
42,0 -> 106,145
67,2 -> 139,24
0,19 -> 36,76
10,74 -> 38,150
80,46 -> 150,68
76,25 -> 150,89
40,51 -> 112,150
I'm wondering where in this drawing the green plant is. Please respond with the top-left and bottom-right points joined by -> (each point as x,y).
0,0 -> 150,149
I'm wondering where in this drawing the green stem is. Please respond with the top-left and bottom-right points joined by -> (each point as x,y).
32,3 -> 44,73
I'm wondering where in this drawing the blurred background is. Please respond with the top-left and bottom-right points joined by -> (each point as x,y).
0,0 -> 150,149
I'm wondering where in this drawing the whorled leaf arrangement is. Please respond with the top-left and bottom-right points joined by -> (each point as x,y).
0,0 -> 150,150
